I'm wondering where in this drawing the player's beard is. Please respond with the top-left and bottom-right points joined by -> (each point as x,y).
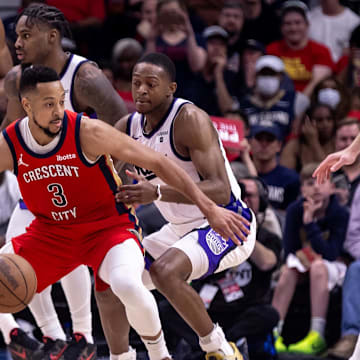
33,116 -> 62,138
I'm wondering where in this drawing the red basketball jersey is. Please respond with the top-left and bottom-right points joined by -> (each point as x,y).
3,110 -> 135,225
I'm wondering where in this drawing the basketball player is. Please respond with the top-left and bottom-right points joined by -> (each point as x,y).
96,53 -> 256,360
0,66 -> 250,360
0,4 -> 129,359
313,129 -> 360,360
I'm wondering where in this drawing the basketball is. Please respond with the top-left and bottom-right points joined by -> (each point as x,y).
0,254 -> 37,313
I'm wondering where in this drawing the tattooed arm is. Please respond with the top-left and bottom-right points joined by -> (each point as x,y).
0,19 -> 12,78
73,62 -> 127,126
1,66 -> 24,130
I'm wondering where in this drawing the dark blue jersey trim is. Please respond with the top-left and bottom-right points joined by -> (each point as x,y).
170,101 -> 192,161
59,53 -> 74,79
142,98 -> 176,138
126,113 -> 135,136
75,113 -> 101,167
98,156 -> 128,215
2,129 -> 18,176
14,114 -> 68,159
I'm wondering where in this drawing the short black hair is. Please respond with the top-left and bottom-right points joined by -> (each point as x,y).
136,53 -> 176,82
20,65 -> 60,97
17,3 -> 72,39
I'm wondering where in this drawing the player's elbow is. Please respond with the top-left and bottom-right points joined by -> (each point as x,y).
215,183 -> 231,206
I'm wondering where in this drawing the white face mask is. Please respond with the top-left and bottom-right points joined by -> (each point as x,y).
256,76 -> 280,97
318,88 -> 341,109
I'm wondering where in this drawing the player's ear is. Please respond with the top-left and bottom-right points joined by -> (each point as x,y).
48,29 -> 59,44
168,82 -> 177,96
21,97 -> 31,113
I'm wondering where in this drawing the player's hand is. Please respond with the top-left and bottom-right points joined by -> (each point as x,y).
116,170 -> 158,205
313,149 -> 358,184
205,205 -> 250,246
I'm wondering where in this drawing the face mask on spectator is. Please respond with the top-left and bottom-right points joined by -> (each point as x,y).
256,76 -> 280,96
318,88 -> 340,109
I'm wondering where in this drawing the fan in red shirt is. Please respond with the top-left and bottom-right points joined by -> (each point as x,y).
267,0 -> 333,97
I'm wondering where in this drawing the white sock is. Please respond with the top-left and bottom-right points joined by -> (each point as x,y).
28,286 -> 66,341
61,266 -> 93,343
142,331 -> 171,360
277,320 -> 284,336
110,347 -> 136,360
199,324 -> 233,355
0,314 -> 19,344
311,317 -> 326,337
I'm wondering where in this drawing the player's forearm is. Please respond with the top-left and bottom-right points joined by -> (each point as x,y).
157,178 -> 230,205
154,158 -> 217,216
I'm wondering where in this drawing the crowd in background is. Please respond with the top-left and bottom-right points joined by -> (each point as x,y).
2,0 -> 360,359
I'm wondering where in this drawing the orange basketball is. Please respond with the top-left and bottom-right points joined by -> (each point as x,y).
0,254 -> 37,313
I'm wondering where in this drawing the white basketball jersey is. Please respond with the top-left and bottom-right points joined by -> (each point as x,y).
127,98 -> 242,225
60,53 -> 89,112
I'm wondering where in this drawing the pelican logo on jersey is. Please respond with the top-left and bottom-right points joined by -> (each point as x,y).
22,165 -> 80,183
206,229 -> 229,255
134,165 -> 157,181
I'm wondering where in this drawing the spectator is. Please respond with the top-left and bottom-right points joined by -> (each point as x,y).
311,75 -> 351,121
111,38 -> 143,113
308,0 -> 360,63
249,124 -> 300,215
159,176 -> 282,360
239,38 -> 265,96
241,0 -> 281,46
145,0 -> 206,98
328,184 -> 360,359
350,86 -> 360,110
280,103 -> 336,172
217,1 -> 245,73
332,119 -> 360,205
136,0 -> 158,44
337,25 -> 360,89
272,162 -> 349,355
267,0 -> 333,97
239,55 -> 309,142
186,25 -> 240,116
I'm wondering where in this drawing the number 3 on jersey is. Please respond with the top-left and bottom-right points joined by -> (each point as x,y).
47,183 -> 68,207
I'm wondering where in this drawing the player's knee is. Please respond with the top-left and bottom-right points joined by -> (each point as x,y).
149,259 -> 183,291
109,273 -> 143,305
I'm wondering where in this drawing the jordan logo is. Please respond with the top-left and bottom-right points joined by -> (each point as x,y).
18,154 -> 29,167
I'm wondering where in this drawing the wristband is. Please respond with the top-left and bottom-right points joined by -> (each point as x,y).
156,184 -> 162,201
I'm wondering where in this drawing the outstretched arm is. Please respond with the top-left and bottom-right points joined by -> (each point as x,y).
80,117 -> 250,244
1,67 -> 24,130
313,133 -> 360,184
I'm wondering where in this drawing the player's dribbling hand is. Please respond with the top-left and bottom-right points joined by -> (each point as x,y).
116,170 -> 158,205
205,205 -> 250,246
